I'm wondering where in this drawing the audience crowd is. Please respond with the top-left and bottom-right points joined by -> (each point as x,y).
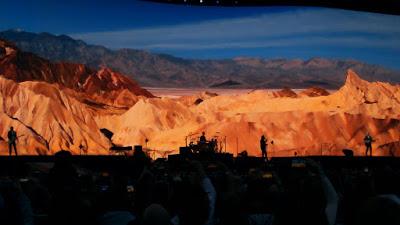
0,150 -> 400,225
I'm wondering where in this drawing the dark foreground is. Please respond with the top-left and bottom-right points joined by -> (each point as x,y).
0,153 -> 399,225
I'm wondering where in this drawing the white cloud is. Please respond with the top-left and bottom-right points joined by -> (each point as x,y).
70,8 -> 400,51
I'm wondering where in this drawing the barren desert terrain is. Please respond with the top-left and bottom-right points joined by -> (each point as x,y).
1,39 -> 399,157
108,70 -> 400,158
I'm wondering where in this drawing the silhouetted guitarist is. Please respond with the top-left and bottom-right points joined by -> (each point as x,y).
364,133 -> 374,157
8,126 -> 18,156
199,131 -> 207,144
260,135 -> 268,161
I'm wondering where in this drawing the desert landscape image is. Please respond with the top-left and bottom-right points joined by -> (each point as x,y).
0,4 -> 399,157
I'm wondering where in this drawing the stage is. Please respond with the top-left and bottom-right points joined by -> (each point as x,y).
0,155 -> 399,175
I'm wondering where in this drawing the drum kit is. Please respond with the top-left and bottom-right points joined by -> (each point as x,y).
185,132 -> 227,154
109,132 -> 227,157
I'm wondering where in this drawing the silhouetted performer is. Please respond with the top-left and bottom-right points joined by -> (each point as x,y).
210,138 -> 218,152
199,132 -> 207,143
364,133 -> 373,156
8,126 -> 18,156
212,138 -> 218,152
260,135 -> 268,161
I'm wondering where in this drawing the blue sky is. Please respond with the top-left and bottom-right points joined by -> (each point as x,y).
1,0 -> 400,69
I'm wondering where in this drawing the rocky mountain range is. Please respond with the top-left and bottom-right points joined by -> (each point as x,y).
0,38 -> 153,154
1,29 -> 399,89
0,39 -> 153,109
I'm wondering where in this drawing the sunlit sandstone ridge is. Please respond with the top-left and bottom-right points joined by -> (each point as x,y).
0,39 -> 151,154
0,77 -> 110,154
110,70 -> 400,157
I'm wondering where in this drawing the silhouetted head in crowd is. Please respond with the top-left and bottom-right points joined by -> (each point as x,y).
48,150 -> 88,225
176,182 -> 209,225
134,168 -> 156,216
97,174 -> 133,213
141,204 -> 170,225
375,166 -> 400,196
53,150 -> 74,166
356,195 -> 400,225
217,192 -> 248,225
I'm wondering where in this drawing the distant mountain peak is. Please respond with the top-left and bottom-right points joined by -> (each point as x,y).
345,69 -> 366,86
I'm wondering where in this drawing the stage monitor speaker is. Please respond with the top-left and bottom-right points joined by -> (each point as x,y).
180,147 -> 190,155
342,149 -> 354,157
134,145 -> 143,153
110,146 -> 132,151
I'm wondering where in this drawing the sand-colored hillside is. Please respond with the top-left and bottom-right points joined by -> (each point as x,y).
0,77 -> 110,155
0,39 -> 153,155
110,70 -> 400,157
0,68 -> 398,157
